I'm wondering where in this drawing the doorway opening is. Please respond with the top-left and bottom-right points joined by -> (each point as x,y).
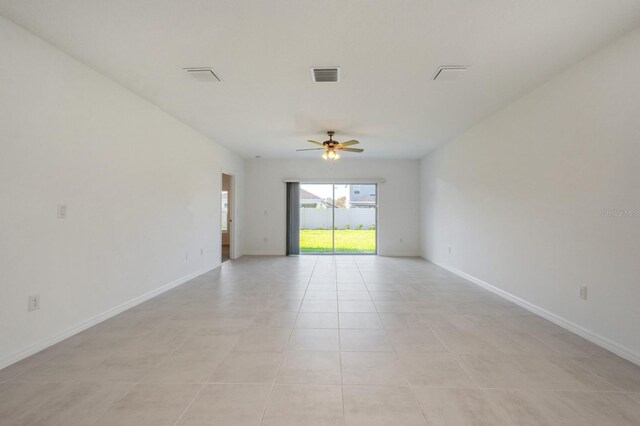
298,183 -> 377,254
221,173 -> 232,262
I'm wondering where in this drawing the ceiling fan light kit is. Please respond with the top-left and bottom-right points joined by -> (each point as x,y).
298,131 -> 363,160
322,149 -> 340,160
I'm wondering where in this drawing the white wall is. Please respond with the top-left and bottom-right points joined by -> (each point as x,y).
0,16 -> 244,368
420,28 -> 640,362
244,159 -> 421,256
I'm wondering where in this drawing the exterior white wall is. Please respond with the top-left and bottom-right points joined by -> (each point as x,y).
244,159 -> 421,256
0,17 -> 244,368
300,208 -> 376,230
420,28 -> 640,363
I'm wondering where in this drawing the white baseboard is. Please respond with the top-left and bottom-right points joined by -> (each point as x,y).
243,251 -> 285,256
426,257 -> 640,367
378,252 -> 421,257
244,252 -> 422,257
0,264 -> 220,371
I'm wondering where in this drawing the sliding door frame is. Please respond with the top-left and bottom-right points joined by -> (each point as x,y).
299,181 -> 378,255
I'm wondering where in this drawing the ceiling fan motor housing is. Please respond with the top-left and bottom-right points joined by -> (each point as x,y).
325,130 -> 335,144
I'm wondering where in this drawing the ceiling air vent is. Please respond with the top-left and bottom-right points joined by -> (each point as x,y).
183,67 -> 221,82
311,67 -> 340,83
433,65 -> 468,81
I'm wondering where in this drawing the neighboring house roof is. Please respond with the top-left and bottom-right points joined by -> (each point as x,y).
300,188 -> 322,200
300,188 -> 334,207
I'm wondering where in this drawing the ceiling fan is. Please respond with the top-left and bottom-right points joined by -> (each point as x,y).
297,131 -> 364,160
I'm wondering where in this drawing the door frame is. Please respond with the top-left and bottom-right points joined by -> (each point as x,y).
221,171 -> 236,260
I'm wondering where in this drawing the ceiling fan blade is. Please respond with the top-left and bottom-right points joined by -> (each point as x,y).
339,140 -> 359,147
340,147 -> 364,153
296,148 -> 325,151
307,140 -> 325,146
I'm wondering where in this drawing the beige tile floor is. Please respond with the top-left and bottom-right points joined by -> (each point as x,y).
1,256 -> 640,425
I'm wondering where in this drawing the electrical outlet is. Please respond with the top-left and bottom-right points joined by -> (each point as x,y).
28,294 -> 40,311
57,204 -> 67,219
579,286 -> 588,300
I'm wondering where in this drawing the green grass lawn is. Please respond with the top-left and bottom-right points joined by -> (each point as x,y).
300,229 -> 376,253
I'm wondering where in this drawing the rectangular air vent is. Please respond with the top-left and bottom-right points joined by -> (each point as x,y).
433,65 -> 468,81
183,67 -> 221,82
311,67 -> 340,83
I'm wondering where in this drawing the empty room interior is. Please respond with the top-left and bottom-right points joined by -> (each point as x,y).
2,1 -> 640,425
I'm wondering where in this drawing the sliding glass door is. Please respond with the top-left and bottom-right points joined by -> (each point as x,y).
299,184 -> 333,253
299,183 -> 377,254
333,184 -> 377,254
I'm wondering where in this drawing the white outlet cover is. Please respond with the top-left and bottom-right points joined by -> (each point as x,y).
579,286 -> 588,300
57,204 -> 67,219
28,294 -> 40,311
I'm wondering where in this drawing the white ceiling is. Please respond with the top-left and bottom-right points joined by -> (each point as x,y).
2,1 -> 640,159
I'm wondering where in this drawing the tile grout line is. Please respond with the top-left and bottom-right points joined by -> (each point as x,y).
257,254 -> 320,426
563,357 -> 627,393
87,381 -> 139,426
117,269 -> 241,426
353,256 -> 425,423
422,318 -> 626,424
170,269 -> 269,424
172,383 -> 207,426
91,318 -> 196,426
395,267 -> 444,424
410,274 -> 499,392
6,257 -> 640,424
337,255 -> 346,426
